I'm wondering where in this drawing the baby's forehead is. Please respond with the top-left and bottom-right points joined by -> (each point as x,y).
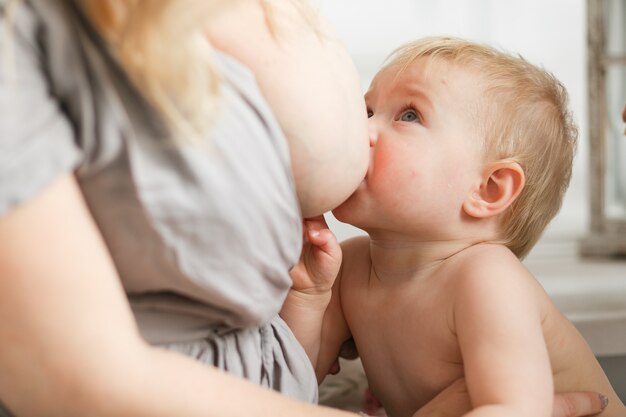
370,57 -> 486,99
378,58 -> 487,125
396,57 -> 479,82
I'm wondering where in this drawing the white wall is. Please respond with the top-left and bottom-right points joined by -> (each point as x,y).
317,0 -> 588,259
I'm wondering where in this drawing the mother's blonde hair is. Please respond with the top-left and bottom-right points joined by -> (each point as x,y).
81,0 -> 316,140
81,0 -> 224,139
386,37 -> 578,259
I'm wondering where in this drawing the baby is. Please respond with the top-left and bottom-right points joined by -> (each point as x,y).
281,36 -> 626,417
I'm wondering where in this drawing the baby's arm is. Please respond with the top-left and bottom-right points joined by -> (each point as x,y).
453,248 -> 553,417
280,216 -> 344,367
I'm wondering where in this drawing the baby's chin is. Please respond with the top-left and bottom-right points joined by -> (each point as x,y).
331,187 -> 365,225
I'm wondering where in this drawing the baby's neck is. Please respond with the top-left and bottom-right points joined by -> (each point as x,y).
367,235 -> 480,284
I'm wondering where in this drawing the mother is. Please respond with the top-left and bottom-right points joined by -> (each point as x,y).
0,1 -> 606,416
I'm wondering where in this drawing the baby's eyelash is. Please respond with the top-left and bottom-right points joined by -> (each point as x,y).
399,103 -> 419,115
398,103 -> 423,123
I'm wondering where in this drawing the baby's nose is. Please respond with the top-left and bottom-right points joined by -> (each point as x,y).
368,122 -> 379,147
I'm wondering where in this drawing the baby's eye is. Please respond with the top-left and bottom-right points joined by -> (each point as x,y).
399,109 -> 420,122
367,109 -> 374,118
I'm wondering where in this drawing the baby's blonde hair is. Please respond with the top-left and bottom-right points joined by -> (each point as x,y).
385,36 -> 577,258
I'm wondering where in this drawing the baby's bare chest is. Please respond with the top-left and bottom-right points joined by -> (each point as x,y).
341,279 -> 464,417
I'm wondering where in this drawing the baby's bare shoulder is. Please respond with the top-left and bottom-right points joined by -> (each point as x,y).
448,243 -> 536,290
455,243 -> 523,272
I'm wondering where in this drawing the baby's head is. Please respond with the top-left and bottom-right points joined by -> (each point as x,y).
366,37 -> 577,258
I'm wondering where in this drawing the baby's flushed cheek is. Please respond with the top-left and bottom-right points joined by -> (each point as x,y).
373,143 -> 412,174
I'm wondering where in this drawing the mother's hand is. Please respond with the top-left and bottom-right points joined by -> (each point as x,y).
412,378 -> 607,417
552,391 -> 607,417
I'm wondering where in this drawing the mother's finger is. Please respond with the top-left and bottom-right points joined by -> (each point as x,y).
552,392 -> 607,417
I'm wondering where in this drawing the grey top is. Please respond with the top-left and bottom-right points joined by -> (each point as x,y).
0,0 -> 316,405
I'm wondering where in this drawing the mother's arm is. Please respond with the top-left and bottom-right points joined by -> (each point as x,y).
0,174 -> 358,417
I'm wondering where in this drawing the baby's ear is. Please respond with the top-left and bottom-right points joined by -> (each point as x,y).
463,161 -> 525,219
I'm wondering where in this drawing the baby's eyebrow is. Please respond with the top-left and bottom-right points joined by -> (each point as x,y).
400,83 -> 434,112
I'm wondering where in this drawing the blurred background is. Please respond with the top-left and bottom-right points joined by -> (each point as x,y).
315,0 -> 626,404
